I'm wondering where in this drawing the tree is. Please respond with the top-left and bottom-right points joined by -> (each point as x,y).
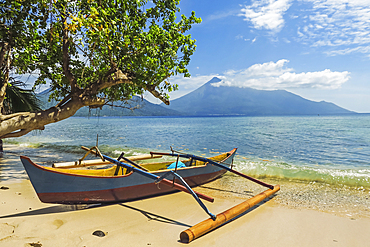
0,0 -> 201,139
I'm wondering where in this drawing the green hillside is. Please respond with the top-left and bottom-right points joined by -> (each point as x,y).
38,90 -> 181,117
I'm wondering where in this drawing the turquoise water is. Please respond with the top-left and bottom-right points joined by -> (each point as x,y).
4,114 -> 370,188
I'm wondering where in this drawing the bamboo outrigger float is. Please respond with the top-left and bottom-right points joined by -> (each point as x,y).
20,146 -> 279,243
180,185 -> 280,243
150,149 -> 280,243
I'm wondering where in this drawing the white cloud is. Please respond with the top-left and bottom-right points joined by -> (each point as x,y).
235,34 -> 244,40
298,0 -> 370,55
164,74 -> 222,99
283,37 -> 291,43
207,9 -> 240,22
239,0 -> 370,56
325,45 -> 370,56
146,60 -> 350,103
211,59 -> 350,90
239,0 -> 292,33
144,74 -> 222,103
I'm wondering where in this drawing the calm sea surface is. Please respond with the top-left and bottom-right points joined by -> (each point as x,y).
4,114 -> 370,188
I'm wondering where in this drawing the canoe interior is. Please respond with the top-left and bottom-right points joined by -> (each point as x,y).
45,152 -> 232,177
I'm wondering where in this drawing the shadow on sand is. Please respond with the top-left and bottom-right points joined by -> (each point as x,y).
118,204 -> 192,227
0,202 -> 192,227
198,185 -> 255,196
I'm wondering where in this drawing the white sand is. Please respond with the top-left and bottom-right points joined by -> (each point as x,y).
1,144 -> 370,246
1,179 -> 370,247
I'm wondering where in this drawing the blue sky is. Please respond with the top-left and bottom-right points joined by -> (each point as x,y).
146,0 -> 370,113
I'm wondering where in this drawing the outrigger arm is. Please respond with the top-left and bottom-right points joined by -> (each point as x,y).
155,170 -> 216,220
116,148 -> 216,219
150,150 -> 275,190
81,147 -> 215,204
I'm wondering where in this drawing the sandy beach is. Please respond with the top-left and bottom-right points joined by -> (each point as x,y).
1,145 -> 370,247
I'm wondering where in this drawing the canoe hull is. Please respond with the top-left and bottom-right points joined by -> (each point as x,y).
20,149 -> 236,204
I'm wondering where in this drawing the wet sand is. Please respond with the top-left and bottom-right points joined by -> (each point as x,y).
1,144 -> 370,246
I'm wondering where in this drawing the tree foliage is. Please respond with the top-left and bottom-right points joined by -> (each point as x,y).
0,0 -> 201,138
3,81 -> 42,114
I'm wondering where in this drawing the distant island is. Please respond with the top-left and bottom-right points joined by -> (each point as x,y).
39,77 -> 355,117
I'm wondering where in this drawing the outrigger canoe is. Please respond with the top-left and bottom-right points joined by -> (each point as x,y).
20,146 -> 280,243
20,147 -> 237,205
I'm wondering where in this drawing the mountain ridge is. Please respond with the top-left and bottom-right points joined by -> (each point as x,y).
162,77 -> 354,116
37,77 -> 355,117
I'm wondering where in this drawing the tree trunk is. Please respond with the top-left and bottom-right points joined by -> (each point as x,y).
0,43 -> 11,114
0,95 -> 104,139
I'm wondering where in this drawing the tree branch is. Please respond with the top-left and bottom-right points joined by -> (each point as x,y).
0,95 -> 83,138
55,94 -> 72,108
0,126 -> 45,139
0,112 -> 29,121
92,69 -> 170,105
0,44 -> 11,114
62,15 -> 77,92
96,69 -> 133,92
0,82 -> 7,115
0,42 -> 8,67
146,84 -> 170,105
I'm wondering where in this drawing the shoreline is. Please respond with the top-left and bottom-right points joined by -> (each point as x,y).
2,143 -> 370,219
1,144 -> 370,246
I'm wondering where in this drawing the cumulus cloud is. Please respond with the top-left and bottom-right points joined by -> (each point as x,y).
211,59 -> 350,90
239,0 -> 292,32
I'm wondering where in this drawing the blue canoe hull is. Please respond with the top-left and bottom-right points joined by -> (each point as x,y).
20,149 -> 236,204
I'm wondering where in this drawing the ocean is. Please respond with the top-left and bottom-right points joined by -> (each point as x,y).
1,114 -> 370,218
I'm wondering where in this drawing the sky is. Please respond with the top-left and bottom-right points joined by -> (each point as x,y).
145,0 -> 370,113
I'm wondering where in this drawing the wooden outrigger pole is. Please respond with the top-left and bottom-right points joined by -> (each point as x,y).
180,185 -> 280,243
52,154 -> 163,168
150,149 -> 280,243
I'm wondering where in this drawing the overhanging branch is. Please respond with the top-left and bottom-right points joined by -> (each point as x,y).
146,85 -> 170,105
0,112 -> 29,121
0,126 -> 44,139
